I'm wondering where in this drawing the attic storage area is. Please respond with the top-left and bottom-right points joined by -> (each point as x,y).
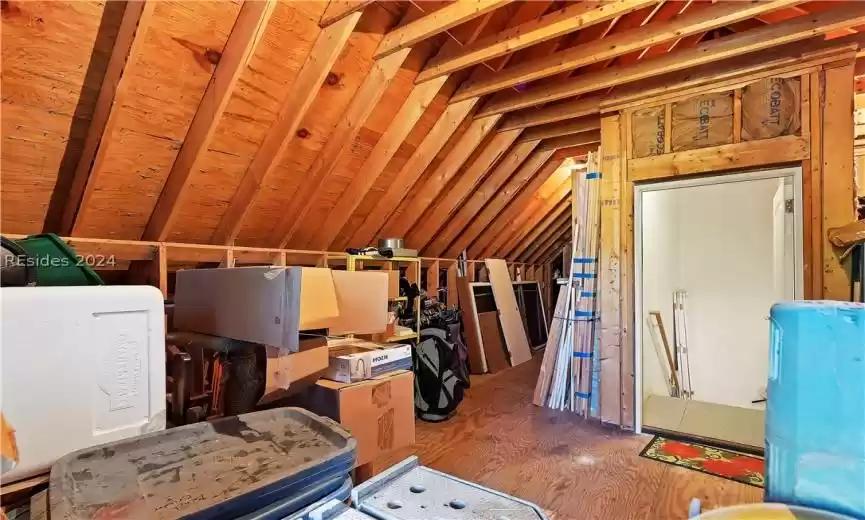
2,1 -> 865,520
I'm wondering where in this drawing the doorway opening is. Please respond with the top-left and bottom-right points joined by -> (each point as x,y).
635,167 -> 803,452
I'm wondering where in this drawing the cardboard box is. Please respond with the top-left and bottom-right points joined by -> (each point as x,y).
324,339 -> 413,383
174,267 -> 388,352
306,371 -> 415,467
260,337 -> 329,404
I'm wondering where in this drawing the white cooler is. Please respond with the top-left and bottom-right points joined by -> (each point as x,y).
0,286 -> 166,483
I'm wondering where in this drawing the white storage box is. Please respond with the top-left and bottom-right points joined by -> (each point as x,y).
324,339 -> 413,383
0,286 -> 166,483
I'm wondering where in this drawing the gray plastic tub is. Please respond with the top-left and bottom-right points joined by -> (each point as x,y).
50,408 -> 356,520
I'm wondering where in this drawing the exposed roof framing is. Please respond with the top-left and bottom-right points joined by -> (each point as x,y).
4,0 -> 864,262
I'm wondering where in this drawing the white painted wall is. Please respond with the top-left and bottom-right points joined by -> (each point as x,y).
640,177 -> 794,410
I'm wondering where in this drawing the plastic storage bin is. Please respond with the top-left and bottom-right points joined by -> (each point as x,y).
351,456 -> 548,520
49,408 -> 357,520
0,286 -> 165,483
14,233 -> 103,286
766,301 -> 865,518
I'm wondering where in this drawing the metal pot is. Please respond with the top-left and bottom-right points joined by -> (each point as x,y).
378,237 -> 405,250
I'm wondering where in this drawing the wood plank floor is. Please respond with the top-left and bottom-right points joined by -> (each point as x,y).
377,355 -> 762,519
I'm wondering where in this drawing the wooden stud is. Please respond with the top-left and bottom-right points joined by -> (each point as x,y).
381,114 -> 502,239
211,11 -> 362,245
516,116 -> 601,143
822,63 -> 856,299
809,71 -> 823,299
427,259 -> 440,299
476,4 -> 865,116
599,114 -> 622,426
453,0 -> 803,102
375,0 -> 510,59
425,140 -> 543,256
733,88 -> 743,143
663,103 -> 672,154
308,75 -> 450,249
329,91 -> 474,250
406,128 -> 522,250
449,152 -> 559,258
270,47 -> 412,248
58,1 -> 156,234
143,1 -> 276,241
619,116 -> 635,429
320,0 -> 374,27
221,248 -> 236,268
627,136 -> 810,182
417,0 -> 652,84
447,261 -> 459,306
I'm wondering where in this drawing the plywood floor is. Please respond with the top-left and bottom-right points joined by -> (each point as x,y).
377,355 -> 762,520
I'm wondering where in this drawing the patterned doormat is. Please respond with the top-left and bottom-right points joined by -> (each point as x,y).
640,436 -> 765,488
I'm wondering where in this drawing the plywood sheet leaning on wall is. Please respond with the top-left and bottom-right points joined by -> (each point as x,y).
456,276 -> 487,374
742,77 -> 802,141
671,91 -> 734,152
485,259 -> 532,366
631,106 -> 665,159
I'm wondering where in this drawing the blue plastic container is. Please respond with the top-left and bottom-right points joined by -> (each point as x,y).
766,301 -> 865,519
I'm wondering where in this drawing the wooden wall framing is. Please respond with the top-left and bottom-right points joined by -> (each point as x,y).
597,49 -> 858,429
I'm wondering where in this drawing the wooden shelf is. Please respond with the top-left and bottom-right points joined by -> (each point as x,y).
389,296 -> 407,302
382,332 -> 418,342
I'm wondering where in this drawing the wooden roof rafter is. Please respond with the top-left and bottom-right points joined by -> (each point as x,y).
210,10 -> 362,245
143,0 -> 277,242
55,0 -> 156,235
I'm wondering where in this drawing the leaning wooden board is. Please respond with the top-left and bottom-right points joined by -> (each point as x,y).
484,259 -> 532,366
456,276 -> 487,373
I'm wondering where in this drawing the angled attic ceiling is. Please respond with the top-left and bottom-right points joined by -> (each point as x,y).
2,0 -> 865,262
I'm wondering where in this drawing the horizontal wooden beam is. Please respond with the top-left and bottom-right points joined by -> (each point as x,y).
212,11 -> 361,245
417,0 -> 653,83
628,135 -> 810,182
375,0 -> 510,59
58,1 -> 155,235
477,3 -> 865,116
498,96 -> 602,131
320,0 -> 374,27
537,130 -> 601,152
143,0 -> 276,242
452,0 -> 804,101
517,116 -> 601,142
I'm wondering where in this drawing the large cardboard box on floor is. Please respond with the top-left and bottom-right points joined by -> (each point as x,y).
173,267 -> 388,352
305,371 -> 415,467
259,337 -> 330,404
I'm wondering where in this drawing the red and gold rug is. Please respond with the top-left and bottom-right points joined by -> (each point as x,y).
640,436 -> 765,488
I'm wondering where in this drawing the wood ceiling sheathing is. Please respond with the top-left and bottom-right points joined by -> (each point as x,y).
1,1 -> 121,234
70,2 -> 241,240
4,0 -> 864,261
235,6 -> 396,246
326,75 -> 460,251
168,2 -> 324,243
285,38 -> 443,249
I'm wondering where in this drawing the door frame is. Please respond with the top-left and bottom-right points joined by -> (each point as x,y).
633,166 -> 804,434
